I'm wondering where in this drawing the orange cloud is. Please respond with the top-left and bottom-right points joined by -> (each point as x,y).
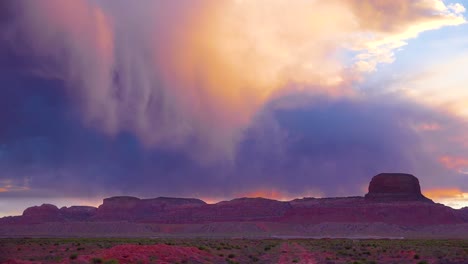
0,185 -> 29,193
0,179 -> 30,193
239,189 -> 292,201
13,0 -> 466,160
199,189 -> 294,204
345,0 -> 465,33
424,188 -> 468,209
424,188 -> 465,199
439,155 -> 468,170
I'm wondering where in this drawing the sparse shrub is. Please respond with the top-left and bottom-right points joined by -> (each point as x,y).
104,259 -> 119,264
228,253 -> 236,259
91,257 -> 103,263
69,253 -> 78,260
417,261 -> 428,264
249,255 -> 259,262
197,246 -> 207,251
414,254 -> 420,259
44,255 -> 59,261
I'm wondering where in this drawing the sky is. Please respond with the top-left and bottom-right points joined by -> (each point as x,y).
0,0 -> 468,216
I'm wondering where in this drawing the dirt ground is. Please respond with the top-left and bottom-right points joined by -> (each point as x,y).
1,238 -> 467,264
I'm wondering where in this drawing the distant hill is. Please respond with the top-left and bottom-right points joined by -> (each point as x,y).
1,173 -> 467,238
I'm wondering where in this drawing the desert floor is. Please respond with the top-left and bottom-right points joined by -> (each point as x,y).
0,237 -> 467,264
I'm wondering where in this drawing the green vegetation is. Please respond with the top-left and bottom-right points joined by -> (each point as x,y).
91,257 -> 103,263
0,237 -> 467,264
103,259 -> 119,264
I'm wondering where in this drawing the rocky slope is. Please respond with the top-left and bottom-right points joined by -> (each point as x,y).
1,173 -> 467,237
459,207 -> 468,222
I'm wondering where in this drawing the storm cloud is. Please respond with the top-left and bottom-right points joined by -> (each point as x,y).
0,0 -> 467,214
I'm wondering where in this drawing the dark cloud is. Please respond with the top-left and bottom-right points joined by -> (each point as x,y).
234,93 -> 465,196
0,1 -> 467,210
0,58 -> 466,201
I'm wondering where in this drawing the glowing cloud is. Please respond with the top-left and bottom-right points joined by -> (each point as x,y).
5,0 -> 465,161
236,188 -> 296,201
425,188 -> 464,199
424,188 -> 468,209
343,0 -> 466,71
402,53 -> 468,119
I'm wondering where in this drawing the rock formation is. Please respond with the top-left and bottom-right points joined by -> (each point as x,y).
1,173 -> 466,237
60,206 -> 97,221
22,204 -> 62,223
94,196 -> 206,221
18,204 -> 98,223
191,198 -> 292,222
365,173 -> 433,203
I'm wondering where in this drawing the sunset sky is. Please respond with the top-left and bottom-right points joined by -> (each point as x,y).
0,0 -> 468,216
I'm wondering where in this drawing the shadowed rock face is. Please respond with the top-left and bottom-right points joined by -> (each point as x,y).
190,198 -> 292,222
23,204 -> 59,216
94,196 -> 207,221
460,207 -> 468,222
22,204 -> 62,223
365,173 -> 433,203
20,204 -> 98,223
59,206 -> 97,221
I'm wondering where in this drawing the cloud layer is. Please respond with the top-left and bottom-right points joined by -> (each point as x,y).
3,0 -> 464,158
0,0 -> 467,214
